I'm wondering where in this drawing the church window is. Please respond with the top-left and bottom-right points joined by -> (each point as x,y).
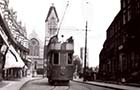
29,38 -> 40,56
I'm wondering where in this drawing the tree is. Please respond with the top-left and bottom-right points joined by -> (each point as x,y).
73,55 -> 82,75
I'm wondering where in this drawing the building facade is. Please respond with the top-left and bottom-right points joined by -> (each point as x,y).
28,31 -> 44,75
0,0 -> 29,81
45,4 -> 59,45
99,0 -> 140,83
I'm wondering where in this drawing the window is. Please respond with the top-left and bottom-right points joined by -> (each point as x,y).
32,40 -> 36,45
29,38 -> 40,56
123,10 -> 127,24
128,5 -> 132,21
137,1 -> 140,15
122,0 -> 126,8
35,46 -> 39,56
68,53 -> 73,64
54,53 -> 59,64
34,61 -> 37,69
29,46 -> 33,55
127,0 -> 131,4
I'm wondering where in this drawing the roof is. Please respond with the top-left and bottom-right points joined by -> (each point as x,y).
45,5 -> 59,22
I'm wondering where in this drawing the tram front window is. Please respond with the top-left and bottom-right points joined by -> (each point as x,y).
54,53 -> 59,64
68,53 -> 72,64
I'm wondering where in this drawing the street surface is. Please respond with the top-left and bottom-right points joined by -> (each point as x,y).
20,78 -> 118,90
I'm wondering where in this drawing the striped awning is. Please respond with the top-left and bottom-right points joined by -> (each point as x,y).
4,45 -> 25,69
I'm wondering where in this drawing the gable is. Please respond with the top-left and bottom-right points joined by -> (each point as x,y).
48,9 -> 57,21
45,6 -> 59,22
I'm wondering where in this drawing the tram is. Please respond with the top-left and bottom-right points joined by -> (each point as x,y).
46,35 -> 74,85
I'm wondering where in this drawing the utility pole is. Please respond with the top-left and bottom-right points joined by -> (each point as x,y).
83,21 -> 88,81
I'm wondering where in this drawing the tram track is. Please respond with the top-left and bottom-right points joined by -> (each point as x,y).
20,78 -> 114,90
66,85 -> 71,90
50,86 -> 56,90
50,85 -> 70,90
49,83 -> 92,90
78,83 -> 93,90
71,81 -> 93,90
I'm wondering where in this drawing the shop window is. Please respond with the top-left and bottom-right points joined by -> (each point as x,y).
68,53 -> 72,64
54,53 -> 59,64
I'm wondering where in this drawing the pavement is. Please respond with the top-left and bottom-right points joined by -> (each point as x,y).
0,75 -> 42,90
73,78 -> 140,90
0,76 -> 140,90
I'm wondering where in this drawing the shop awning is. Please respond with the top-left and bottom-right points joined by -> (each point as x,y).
4,45 -> 25,69
0,26 -> 9,47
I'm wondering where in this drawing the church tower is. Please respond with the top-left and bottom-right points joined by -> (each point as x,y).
45,4 -> 59,45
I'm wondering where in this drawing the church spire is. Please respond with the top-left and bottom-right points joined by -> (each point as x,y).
45,4 -> 59,22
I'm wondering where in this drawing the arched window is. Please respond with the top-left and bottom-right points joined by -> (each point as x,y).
29,38 -> 40,56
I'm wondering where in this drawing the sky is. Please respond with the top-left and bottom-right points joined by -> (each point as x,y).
9,0 -> 120,67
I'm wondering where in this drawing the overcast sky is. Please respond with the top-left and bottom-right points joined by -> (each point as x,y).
9,0 -> 120,67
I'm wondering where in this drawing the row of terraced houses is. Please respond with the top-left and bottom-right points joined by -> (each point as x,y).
99,0 -> 140,83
